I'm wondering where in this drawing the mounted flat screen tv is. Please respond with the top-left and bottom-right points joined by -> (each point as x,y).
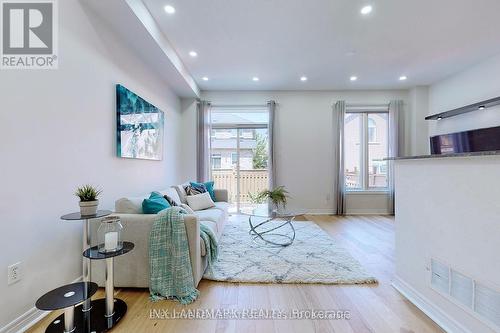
430,125 -> 500,155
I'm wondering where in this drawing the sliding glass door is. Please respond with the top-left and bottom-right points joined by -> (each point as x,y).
210,107 -> 269,213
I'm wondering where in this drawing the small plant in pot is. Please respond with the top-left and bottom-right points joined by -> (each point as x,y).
254,186 -> 290,213
75,185 -> 102,216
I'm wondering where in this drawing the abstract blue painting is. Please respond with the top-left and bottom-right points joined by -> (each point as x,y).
116,84 -> 164,160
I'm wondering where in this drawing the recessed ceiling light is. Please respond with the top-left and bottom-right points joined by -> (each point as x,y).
189,51 -> 198,57
350,76 -> 358,81
399,75 -> 408,81
202,77 -> 209,81
478,105 -> 486,110
361,5 -> 373,15
164,5 -> 175,14
437,117 -> 443,120
300,76 -> 308,81
252,77 -> 259,81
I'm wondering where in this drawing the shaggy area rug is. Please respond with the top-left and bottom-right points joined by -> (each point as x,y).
203,217 -> 377,284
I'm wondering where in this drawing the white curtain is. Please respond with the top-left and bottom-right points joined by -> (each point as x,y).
388,100 -> 404,215
333,101 -> 346,215
268,101 -> 277,190
197,100 -> 212,182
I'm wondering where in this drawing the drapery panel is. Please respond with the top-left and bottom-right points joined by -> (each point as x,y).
333,101 -> 346,215
267,100 -> 277,190
388,100 -> 404,215
197,100 -> 212,182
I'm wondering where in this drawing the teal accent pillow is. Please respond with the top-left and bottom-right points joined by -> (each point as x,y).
190,181 -> 216,201
142,191 -> 171,214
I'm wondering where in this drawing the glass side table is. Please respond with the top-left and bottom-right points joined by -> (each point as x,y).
241,204 -> 306,247
83,241 -> 134,331
35,282 -> 98,333
61,210 -> 112,312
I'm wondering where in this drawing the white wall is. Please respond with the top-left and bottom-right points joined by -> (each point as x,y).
180,98 -> 198,182
409,86 -> 430,155
429,53 -> 500,136
0,0 -> 183,329
188,90 -> 410,214
394,157 -> 500,333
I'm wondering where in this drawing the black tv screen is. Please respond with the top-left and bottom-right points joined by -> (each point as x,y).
430,125 -> 500,155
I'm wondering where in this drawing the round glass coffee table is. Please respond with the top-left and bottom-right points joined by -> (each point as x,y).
241,205 -> 306,247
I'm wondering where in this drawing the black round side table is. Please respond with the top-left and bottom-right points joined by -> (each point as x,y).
61,210 -> 112,312
35,282 -> 98,333
82,241 -> 134,331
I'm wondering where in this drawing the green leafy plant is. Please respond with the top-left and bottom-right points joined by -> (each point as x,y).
248,191 -> 266,204
252,133 -> 268,169
75,185 -> 102,202
253,186 -> 290,209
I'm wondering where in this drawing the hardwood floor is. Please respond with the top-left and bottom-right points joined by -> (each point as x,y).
28,215 -> 444,333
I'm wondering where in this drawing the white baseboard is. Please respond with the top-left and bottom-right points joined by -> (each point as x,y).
299,208 -> 391,216
0,307 -> 49,333
392,276 -> 471,333
300,208 -> 390,215
346,208 -> 391,215
235,209 -> 390,216
0,276 -> 83,333
303,209 -> 334,215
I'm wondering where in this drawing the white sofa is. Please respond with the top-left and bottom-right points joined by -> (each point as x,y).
89,185 -> 229,288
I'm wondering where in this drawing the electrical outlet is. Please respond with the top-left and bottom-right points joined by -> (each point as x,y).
8,262 -> 21,285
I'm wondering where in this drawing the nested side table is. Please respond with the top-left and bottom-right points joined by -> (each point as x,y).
35,282 -> 98,333
83,241 -> 134,331
60,210 -> 112,312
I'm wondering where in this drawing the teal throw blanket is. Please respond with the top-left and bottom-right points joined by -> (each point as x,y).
149,206 -> 218,304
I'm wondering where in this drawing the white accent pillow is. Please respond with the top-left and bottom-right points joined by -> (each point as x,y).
180,203 -> 195,215
186,192 -> 215,211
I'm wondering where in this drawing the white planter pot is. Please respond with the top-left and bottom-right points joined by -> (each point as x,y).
79,200 -> 99,216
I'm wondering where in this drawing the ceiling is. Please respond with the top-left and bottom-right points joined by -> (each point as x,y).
140,0 -> 500,91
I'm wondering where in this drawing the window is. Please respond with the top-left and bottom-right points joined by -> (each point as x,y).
241,129 -> 255,139
211,129 -> 235,139
344,112 -> 388,190
231,152 -> 238,165
344,114 -> 362,189
368,118 -> 377,142
211,154 -> 221,169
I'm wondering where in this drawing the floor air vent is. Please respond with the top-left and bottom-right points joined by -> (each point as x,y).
450,270 -> 473,309
430,259 -> 500,330
431,259 -> 449,294
475,283 -> 500,328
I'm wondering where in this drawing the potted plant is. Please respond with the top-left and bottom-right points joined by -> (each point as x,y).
254,186 -> 290,213
75,185 -> 102,216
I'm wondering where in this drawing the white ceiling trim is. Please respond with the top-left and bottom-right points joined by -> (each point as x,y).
84,0 -> 199,97
125,0 -> 199,96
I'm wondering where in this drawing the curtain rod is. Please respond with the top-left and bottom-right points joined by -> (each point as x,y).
209,104 -> 279,109
346,103 -> 390,113
346,103 -> 389,107
211,104 -> 269,108
197,100 -> 278,107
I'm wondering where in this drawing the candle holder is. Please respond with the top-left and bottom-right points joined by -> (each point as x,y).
97,216 -> 123,253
